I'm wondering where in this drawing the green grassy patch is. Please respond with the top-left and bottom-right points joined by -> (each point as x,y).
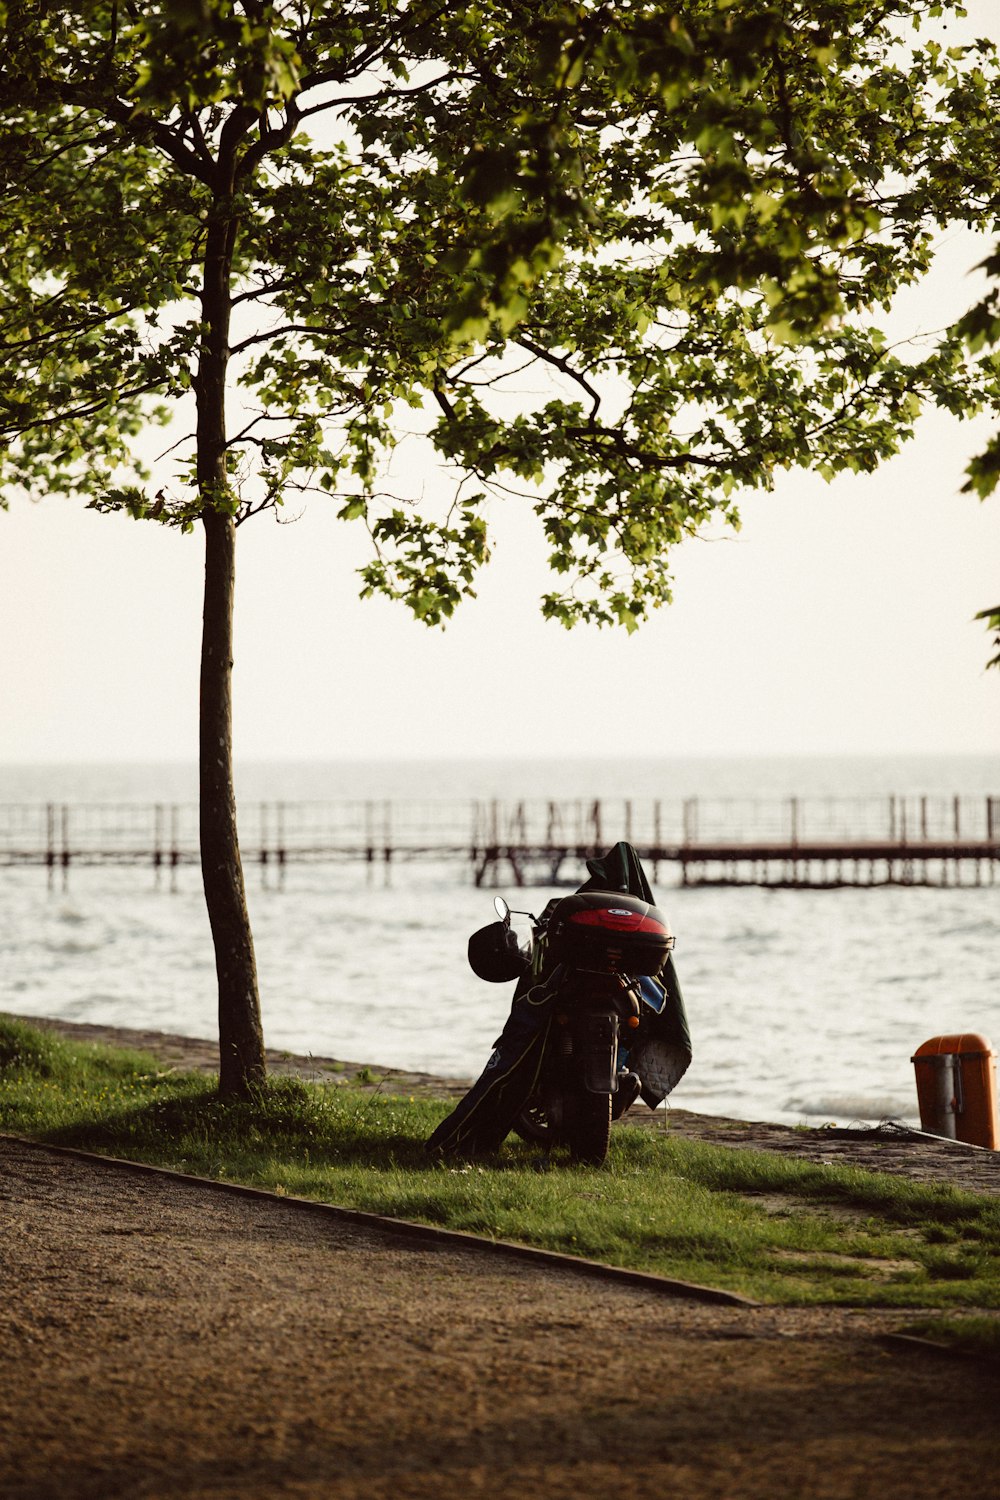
899,1315 -> 1000,1363
3,1016 -> 1000,1312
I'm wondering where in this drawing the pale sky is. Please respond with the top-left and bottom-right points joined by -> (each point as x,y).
3,367 -> 996,765
3,17 -> 999,768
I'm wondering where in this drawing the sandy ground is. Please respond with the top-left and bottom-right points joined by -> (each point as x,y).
2,1017 -> 999,1498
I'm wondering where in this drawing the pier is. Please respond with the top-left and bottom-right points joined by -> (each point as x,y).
1,795 -> 997,889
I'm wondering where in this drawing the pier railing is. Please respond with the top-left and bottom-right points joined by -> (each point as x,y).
1,795 -> 997,888
471,794 -> 998,849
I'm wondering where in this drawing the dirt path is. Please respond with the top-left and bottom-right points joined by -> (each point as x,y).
2,1135 -> 999,1500
4,1016 -> 1000,1497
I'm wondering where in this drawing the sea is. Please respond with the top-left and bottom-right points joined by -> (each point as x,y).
1,753 -> 997,1128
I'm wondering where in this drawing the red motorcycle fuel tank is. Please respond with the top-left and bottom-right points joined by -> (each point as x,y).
545,891 -> 673,977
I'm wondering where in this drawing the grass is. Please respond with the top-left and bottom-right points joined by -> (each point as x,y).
899,1315 -> 1000,1363
3,1015 -> 1000,1324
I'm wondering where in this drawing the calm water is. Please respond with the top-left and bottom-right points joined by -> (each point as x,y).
1,754 -> 997,1126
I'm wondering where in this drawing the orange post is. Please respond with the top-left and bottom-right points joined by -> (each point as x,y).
912,1034 -> 999,1149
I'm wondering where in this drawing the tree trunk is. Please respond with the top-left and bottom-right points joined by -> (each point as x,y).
196,192 -> 266,1097
199,507 -> 265,1097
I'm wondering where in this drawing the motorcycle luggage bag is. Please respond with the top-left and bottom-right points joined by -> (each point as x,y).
545,891 -> 673,977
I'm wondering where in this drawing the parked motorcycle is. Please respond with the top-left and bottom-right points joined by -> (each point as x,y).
427,842 -> 692,1165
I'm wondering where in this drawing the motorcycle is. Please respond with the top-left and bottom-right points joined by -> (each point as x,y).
427,842 -> 692,1166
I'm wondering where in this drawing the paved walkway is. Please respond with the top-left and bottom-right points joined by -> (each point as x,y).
2,1136 -> 999,1499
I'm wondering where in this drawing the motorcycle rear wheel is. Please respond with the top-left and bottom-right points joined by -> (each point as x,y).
567,1090 -> 612,1166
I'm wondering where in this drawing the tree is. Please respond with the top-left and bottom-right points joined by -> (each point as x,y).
2,1 -> 999,1093
956,240 -> 1000,667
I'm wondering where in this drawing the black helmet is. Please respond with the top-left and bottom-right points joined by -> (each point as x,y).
468,921 -> 527,982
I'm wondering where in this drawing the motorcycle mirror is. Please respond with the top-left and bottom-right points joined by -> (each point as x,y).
493,896 -> 510,923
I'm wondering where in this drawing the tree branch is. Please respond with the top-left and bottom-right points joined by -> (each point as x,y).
296,71 -> 466,118
96,94 -> 217,187
560,427 -> 727,471
514,335 -> 603,420
236,98 -> 302,183
1,377 -> 167,440
229,321 -> 348,355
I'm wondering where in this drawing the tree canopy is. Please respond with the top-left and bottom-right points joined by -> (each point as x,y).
3,0 -> 999,628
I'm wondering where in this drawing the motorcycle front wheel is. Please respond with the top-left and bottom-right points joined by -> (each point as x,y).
567,1090 -> 612,1166
513,1092 -> 612,1164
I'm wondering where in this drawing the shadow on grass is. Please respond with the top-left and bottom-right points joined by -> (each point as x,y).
30,1073 -> 1000,1242
39,1075 -> 448,1175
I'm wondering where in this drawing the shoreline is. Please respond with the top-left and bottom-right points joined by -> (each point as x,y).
5,1011 -> 999,1196
9,1011 -> 473,1100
